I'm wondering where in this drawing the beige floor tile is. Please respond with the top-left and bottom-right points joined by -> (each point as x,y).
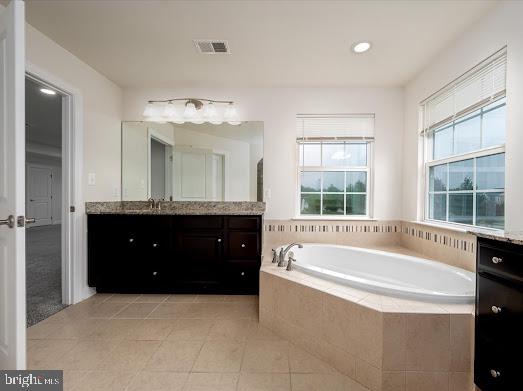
88,319 -> 141,340
27,339 -> 78,369
238,373 -> 291,391
405,371 -> 449,391
242,340 -> 289,373
167,319 -> 214,341
149,303 -> 193,318
207,319 -> 253,341
288,345 -> 336,374
84,302 -> 130,318
193,340 -> 245,372
126,319 -> 176,340
183,373 -> 239,391
27,318 -> 63,339
145,340 -> 204,372
214,303 -> 259,320
224,295 -> 259,303
71,370 -> 137,391
100,340 -> 161,371
63,370 -> 89,391
135,294 -> 170,303
195,294 -> 227,303
60,339 -> 121,370
46,318 -> 101,339
127,371 -> 188,391
382,371 -> 406,391
290,373 -> 367,391
113,303 -> 160,318
105,294 -> 141,303
166,294 -> 198,303
247,322 -> 283,341
181,303 -> 223,319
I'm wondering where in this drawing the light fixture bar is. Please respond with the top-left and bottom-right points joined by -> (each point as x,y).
147,98 -> 235,105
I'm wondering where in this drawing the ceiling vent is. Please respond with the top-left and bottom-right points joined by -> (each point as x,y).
194,40 -> 230,54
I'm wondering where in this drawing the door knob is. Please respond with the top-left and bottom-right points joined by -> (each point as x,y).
0,215 -> 15,228
25,217 -> 36,225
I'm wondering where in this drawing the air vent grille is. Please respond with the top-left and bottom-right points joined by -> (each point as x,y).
194,40 -> 230,54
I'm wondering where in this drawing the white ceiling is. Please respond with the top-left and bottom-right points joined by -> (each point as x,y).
26,78 -> 62,148
24,0 -> 496,88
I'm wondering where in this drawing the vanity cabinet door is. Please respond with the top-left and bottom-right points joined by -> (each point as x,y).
222,262 -> 260,294
175,232 -> 224,292
228,232 -> 260,260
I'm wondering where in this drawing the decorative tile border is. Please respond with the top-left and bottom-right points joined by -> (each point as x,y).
264,221 -> 401,234
401,223 -> 476,254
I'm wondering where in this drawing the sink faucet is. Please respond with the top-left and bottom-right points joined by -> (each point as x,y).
278,243 -> 303,267
148,198 -> 156,210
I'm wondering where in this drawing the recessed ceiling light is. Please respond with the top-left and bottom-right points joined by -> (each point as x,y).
351,41 -> 372,54
40,88 -> 56,95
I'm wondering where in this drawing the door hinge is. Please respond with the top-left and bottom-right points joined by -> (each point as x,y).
70,206 -> 75,213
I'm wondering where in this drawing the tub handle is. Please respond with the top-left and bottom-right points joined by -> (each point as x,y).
491,305 -> 502,314
271,249 -> 277,263
491,256 -> 503,264
490,369 -> 501,378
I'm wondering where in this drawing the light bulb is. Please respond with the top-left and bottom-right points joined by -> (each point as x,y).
203,103 -> 217,119
190,111 -> 204,124
143,102 -> 161,118
184,102 -> 197,118
163,102 -> 177,119
224,103 -> 241,125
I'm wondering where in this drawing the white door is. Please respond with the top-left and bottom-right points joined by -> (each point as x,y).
26,165 -> 53,226
0,1 -> 26,369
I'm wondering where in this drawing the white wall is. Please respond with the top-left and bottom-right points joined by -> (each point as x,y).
123,87 -> 405,220
26,24 -> 123,202
403,0 -> 523,232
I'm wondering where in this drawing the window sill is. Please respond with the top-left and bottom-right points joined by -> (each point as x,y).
292,216 -> 376,222
411,220 -> 504,235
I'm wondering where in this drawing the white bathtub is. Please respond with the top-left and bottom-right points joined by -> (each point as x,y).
280,243 -> 475,303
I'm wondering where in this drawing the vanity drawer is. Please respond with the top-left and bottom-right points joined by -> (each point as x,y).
228,232 -> 260,259
227,216 -> 260,231
474,335 -> 518,391
178,216 -> 224,230
223,262 -> 259,293
478,242 -> 523,282
476,274 -> 523,344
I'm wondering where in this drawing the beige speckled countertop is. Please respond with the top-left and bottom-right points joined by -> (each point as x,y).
85,201 -> 265,215
468,229 -> 523,246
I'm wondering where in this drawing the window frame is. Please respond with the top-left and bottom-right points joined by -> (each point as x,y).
422,98 -> 506,230
296,140 -> 374,219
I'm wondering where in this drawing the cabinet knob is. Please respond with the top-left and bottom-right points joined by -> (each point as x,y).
240,272 -> 245,276
492,256 -> 503,264
491,305 -> 502,314
153,243 -> 158,248
152,271 -> 158,276
129,238 -> 134,243
490,369 -> 501,378
217,238 -> 222,243
241,243 -> 246,248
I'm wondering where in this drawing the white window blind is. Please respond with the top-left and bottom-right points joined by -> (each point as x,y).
422,48 -> 506,133
296,114 -> 375,140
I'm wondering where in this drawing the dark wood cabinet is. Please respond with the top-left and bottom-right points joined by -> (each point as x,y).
87,214 -> 262,294
475,237 -> 523,391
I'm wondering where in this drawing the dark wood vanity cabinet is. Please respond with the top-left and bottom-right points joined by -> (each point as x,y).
87,214 -> 262,294
475,238 -> 523,391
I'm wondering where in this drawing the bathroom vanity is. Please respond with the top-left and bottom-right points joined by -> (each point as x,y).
473,232 -> 523,391
86,201 -> 264,294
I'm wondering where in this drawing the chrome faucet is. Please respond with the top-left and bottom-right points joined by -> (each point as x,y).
271,249 -> 278,263
278,243 -> 303,267
286,252 -> 296,271
148,198 -> 156,210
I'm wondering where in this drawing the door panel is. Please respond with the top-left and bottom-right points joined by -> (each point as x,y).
0,0 -> 26,369
26,165 -> 52,226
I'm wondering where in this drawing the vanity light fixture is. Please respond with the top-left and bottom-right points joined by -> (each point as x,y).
351,41 -> 372,54
40,88 -> 56,95
143,98 -> 241,125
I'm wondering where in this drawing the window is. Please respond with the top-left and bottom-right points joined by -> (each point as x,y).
298,141 -> 371,216
422,49 -> 506,229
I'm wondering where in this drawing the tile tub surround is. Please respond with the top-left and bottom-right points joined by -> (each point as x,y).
259,264 -> 474,391
85,201 -> 266,215
264,220 -> 477,272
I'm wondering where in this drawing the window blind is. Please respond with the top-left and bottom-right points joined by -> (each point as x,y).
421,48 -> 507,133
296,114 -> 375,141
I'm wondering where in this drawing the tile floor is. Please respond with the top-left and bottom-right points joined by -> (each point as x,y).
27,294 -> 370,391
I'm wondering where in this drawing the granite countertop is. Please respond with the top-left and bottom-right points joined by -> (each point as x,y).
85,201 -> 266,216
468,229 -> 523,246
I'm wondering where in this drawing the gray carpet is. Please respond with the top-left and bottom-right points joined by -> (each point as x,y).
26,224 -> 67,327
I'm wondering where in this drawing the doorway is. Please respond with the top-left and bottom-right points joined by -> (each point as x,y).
25,77 -> 66,326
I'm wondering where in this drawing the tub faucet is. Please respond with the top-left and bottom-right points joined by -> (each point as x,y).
278,243 -> 303,267
286,252 -> 296,271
